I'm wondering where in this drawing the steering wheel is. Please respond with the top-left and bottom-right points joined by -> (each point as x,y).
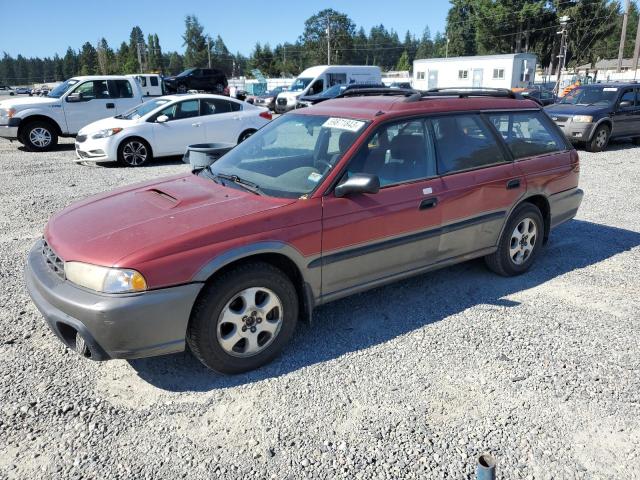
314,159 -> 333,174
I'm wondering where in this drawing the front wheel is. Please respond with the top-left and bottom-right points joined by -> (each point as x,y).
485,203 -> 544,277
22,121 -> 58,152
117,138 -> 152,167
586,124 -> 610,152
187,262 -> 299,374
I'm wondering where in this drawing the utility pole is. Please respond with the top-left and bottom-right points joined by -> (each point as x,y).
618,0 -> 631,72
445,35 -> 450,58
633,12 -> 640,80
207,36 -> 212,69
136,43 -> 143,72
326,22 -> 331,65
554,16 -> 570,96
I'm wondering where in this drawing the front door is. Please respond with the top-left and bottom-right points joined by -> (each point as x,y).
612,88 -> 640,137
151,98 -> 205,156
320,118 -> 443,299
472,69 -> 483,88
63,80 -> 115,133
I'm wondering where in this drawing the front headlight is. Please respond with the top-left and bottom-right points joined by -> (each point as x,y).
0,107 -> 16,120
91,127 -> 123,139
65,262 -> 147,293
572,115 -> 593,123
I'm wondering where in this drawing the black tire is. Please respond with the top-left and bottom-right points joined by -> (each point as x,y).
238,129 -> 256,143
21,120 -> 58,152
117,138 -> 152,167
586,124 -> 610,152
485,203 -> 544,277
187,262 -> 299,374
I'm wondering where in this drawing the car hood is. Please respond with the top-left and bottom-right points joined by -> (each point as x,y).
45,174 -> 293,268
0,96 -> 60,109
163,76 -> 178,84
78,116 -> 140,135
545,103 -> 609,117
279,91 -> 303,100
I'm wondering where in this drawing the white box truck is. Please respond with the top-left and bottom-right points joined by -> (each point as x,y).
412,53 -> 537,91
275,65 -> 382,113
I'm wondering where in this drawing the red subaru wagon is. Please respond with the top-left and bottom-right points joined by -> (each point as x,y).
25,88 -> 583,374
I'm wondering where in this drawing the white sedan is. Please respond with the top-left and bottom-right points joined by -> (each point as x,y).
74,94 -> 272,166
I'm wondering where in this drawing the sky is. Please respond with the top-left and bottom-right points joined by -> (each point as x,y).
0,0 -> 450,58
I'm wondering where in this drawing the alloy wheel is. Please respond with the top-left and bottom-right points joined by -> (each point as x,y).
216,287 -> 283,358
29,127 -> 52,148
595,128 -> 608,148
122,141 -> 148,166
509,217 -> 537,265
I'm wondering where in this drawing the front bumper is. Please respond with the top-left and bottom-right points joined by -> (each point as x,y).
553,121 -> 596,142
0,125 -> 19,139
74,135 -> 118,162
25,240 -> 203,360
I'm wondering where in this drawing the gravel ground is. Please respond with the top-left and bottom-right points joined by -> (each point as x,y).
1,137 -> 639,480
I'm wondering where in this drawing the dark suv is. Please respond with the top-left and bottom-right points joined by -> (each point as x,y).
164,68 -> 228,94
26,88 -> 583,374
545,83 -> 640,151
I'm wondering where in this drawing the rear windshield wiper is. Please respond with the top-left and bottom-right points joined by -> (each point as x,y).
214,172 -> 263,195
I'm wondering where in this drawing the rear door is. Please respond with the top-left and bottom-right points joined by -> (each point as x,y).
320,118 -> 443,299
150,98 -> 205,156
429,113 -> 525,260
64,80 -> 114,133
200,98 -> 243,143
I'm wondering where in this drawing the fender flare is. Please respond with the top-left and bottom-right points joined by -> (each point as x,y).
587,117 -> 612,141
17,110 -> 65,136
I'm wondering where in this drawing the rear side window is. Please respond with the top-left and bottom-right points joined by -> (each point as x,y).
150,76 -> 159,86
200,99 -> 240,115
487,112 -> 565,159
431,114 -> 507,174
110,80 -> 134,98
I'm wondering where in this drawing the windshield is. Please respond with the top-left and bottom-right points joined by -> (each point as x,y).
208,114 -> 368,198
177,68 -> 196,77
118,98 -> 171,120
289,77 -> 313,92
560,86 -> 618,106
47,79 -> 79,98
317,84 -> 344,98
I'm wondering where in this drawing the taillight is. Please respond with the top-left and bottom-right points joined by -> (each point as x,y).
223,86 -> 230,96
259,111 -> 272,120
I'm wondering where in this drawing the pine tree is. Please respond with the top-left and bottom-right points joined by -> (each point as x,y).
395,51 -> 411,71
182,15 -> 209,67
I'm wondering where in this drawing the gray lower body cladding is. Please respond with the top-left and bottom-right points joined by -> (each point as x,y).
25,240 -> 202,360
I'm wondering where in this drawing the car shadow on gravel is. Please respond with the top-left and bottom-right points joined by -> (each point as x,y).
17,143 -> 76,152
128,219 -> 640,391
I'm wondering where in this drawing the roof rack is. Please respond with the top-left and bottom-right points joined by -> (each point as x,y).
337,87 -> 417,98
411,87 -> 517,100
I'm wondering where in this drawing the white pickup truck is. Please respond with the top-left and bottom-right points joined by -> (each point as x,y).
0,76 -> 144,151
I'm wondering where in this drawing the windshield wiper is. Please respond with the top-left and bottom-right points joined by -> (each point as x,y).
214,173 -> 263,195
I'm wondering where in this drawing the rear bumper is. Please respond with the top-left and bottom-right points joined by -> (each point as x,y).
25,240 -> 203,360
549,187 -> 584,228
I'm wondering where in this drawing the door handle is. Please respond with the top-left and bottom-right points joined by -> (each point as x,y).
506,179 -> 521,190
192,122 -> 202,127
106,103 -> 115,109
419,197 -> 438,210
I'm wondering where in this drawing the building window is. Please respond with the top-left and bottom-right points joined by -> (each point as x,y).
417,71 -> 425,80
458,70 -> 468,80
493,69 -> 504,79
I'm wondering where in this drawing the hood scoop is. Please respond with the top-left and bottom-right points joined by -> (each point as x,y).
138,188 -> 179,209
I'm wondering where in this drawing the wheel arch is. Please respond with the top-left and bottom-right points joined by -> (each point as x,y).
588,118 -> 612,141
520,194 -> 551,244
17,115 -> 63,138
237,128 -> 257,143
192,243 -> 319,323
117,135 -> 154,158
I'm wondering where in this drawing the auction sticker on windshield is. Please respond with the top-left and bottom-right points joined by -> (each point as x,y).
603,87 -> 618,91
322,117 -> 366,132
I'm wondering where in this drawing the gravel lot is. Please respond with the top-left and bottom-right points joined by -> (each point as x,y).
1,137 -> 639,479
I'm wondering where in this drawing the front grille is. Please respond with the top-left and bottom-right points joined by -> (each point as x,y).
277,98 -> 287,105
77,150 -> 89,158
76,134 -> 87,143
42,240 -> 65,279
549,115 -> 570,123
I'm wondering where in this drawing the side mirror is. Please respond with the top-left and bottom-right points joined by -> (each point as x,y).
156,114 -> 169,123
334,173 -> 380,198
67,92 -> 83,103
619,100 -> 633,109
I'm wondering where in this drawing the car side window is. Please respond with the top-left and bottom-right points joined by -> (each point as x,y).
487,111 -> 565,159
432,114 -> 507,174
619,89 -> 636,108
346,119 -> 436,186
109,80 -> 134,99
157,99 -> 200,121
73,80 -> 110,100
201,99 -> 240,115
150,76 -> 159,87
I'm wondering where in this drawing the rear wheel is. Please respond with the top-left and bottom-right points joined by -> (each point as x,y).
238,129 -> 256,143
117,138 -> 152,167
187,262 -> 299,374
22,120 -> 58,152
485,203 -> 544,277
586,124 -> 610,152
